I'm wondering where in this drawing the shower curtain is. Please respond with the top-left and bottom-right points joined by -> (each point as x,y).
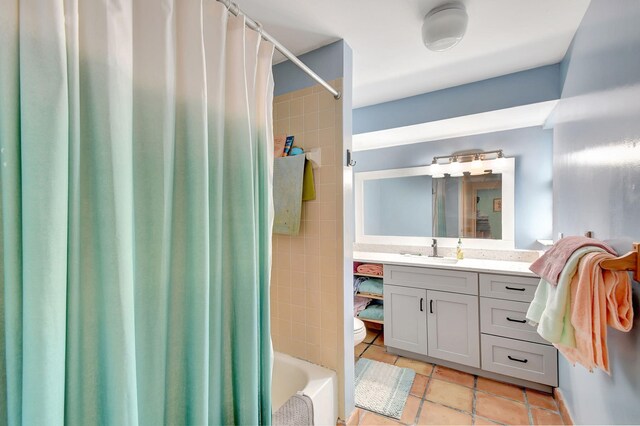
0,1 -> 274,425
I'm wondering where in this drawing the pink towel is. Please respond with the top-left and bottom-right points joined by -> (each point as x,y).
357,263 -> 383,276
555,252 -> 633,373
530,236 -> 616,285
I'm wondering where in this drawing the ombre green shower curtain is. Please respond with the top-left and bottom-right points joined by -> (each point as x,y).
0,1 -> 274,424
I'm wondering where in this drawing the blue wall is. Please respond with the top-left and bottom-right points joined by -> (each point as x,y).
353,127 -> 553,249
273,41 -> 345,96
353,64 -> 561,134
554,1 -> 640,424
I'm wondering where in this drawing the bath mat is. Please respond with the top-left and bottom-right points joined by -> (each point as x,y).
354,358 -> 416,419
272,393 -> 314,426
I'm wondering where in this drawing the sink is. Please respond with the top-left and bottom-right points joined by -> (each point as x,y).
400,253 -> 458,264
422,257 -> 459,265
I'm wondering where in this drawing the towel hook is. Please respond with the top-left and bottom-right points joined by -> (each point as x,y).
346,149 -> 356,167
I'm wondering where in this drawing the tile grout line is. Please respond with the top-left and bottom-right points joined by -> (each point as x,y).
471,375 -> 478,425
524,389 -> 534,425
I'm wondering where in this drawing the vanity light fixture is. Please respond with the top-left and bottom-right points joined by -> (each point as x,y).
429,149 -> 506,178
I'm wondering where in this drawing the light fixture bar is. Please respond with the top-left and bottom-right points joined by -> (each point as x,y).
431,149 -> 504,164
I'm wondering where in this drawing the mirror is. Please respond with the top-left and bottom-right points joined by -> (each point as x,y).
354,158 -> 514,249
433,173 -> 502,239
363,175 -> 431,237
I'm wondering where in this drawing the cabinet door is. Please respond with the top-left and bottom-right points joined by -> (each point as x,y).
383,285 -> 428,355
427,290 -> 480,368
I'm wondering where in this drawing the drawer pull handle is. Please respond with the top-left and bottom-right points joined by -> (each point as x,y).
420,298 -> 424,312
505,286 -> 526,292
506,317 -> 527,323
508,355 -> 528,363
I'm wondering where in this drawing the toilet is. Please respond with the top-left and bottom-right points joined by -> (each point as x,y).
354,317 -> 366,346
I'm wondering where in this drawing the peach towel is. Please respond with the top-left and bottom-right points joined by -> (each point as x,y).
356,263 -> 383,276
555,252 -> 633,373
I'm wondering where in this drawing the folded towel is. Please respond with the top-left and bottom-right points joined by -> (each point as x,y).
354,296 -> 371,316
530,236 -> 616,285
353,276 -> 369,294
357,278 -> 383,296
555,252 -> 633,374
357,264 -> 383,276
357,304 -> 384,321
527,246 -> 606,346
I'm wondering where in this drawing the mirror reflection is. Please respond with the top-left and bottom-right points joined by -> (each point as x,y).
433,173 -> 502,239
363,175 -> 431,237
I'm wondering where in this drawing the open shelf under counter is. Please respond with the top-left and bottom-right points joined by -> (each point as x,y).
358,317 -> 383,325
353,272 -> 383,279
355,291 -> 383,300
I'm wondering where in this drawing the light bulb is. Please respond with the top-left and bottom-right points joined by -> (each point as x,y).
430,161 -> 445,178
470,155 -> 484,175
449,158 -> 463,177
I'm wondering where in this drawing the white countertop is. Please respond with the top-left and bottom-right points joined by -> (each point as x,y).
353,251 -> 537,277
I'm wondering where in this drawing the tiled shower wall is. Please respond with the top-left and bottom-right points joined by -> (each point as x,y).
270,79 -> 344,372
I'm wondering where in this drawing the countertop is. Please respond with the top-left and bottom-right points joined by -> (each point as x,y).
353,251 -> 537,278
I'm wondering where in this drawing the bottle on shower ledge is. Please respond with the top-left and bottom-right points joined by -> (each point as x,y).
456,237 -> 464,260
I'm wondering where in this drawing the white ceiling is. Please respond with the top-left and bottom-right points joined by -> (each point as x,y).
235,0 -> 591,108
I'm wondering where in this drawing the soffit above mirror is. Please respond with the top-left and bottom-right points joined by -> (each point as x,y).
352,100 -> 558,152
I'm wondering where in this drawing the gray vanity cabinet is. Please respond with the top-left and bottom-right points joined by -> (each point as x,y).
384,265 -> 480,367
383,285 -> 428,355
427,290 -> 480,368
379,262 -> 557,391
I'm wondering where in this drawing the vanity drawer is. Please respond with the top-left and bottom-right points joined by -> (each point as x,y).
385,264 -> 478,295
481,334 -> 557,386
480,298 -> 550,345
479,274 -> 539,303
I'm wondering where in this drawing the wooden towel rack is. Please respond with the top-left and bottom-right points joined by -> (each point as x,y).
600,242 -> 640,282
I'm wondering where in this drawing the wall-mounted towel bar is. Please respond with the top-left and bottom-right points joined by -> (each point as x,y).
601,242 -> 639,282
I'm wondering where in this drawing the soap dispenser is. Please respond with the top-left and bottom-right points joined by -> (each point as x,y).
456,237 -> 464,260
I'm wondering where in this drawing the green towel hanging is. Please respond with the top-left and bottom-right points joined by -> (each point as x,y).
302,159 -> 316,201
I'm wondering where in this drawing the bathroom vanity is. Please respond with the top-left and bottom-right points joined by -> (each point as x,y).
354,252 -> 558,392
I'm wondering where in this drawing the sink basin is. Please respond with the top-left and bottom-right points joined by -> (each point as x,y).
399,253 -> 458,265
422,257 -> 459,265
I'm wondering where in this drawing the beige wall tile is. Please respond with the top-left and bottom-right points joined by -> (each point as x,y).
303,113 -> 319,131
270,82 -> 344,380
303,130 -> 319,148
277,286 -> 291,304
289,115 -> 304,136
274,101 -> 290,121
290,97 -> 303,117
303,93 -> 319,114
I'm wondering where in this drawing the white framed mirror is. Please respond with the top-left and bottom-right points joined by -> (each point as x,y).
354,157 -> 515,249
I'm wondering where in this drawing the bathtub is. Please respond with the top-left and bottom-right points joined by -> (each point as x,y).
272,352 -> 338,426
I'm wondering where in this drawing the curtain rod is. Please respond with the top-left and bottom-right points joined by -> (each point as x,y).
216,0 -> 342,100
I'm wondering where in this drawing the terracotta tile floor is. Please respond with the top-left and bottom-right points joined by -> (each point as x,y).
351,329 -> 564,425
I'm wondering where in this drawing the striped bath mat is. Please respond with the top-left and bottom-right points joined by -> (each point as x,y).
354,358 -> 416,419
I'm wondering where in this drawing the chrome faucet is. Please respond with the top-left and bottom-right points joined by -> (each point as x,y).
429,238 -> 441,257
